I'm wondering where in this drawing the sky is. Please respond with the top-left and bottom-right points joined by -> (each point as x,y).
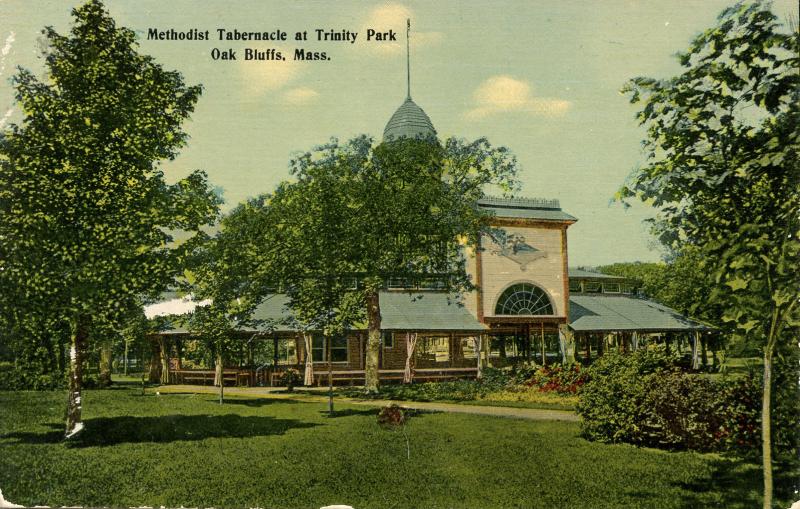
0,0 -> 796,266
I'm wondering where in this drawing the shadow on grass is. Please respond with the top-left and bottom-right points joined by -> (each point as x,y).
3,414 -> 319,447
673,456 -> 763,508
320,408 -> 377,418
625,455 -> 767,508
222,398 -> 302,407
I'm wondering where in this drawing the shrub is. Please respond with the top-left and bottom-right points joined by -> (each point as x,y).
0,362 -> 65,390
577,348 -> 797,457
577,350 -> 676,444
640,370 -> 727,451
479,366 -> 513,390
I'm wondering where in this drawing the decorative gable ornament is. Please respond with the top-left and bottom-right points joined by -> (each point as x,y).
491,234 -> 546,271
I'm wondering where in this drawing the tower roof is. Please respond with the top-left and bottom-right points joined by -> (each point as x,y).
383,97 -> 437,140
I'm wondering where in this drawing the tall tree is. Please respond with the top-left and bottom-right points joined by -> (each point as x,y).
258,136 -> 519,392
0,0 -> 220,437
619,3 -> 799,506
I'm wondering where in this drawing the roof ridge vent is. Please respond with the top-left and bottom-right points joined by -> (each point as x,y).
479,196 -> 561,210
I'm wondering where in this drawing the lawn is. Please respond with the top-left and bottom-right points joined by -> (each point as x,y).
0,385 -> 767,508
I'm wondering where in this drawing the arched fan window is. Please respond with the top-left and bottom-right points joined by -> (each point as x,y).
494,283 -> 554,316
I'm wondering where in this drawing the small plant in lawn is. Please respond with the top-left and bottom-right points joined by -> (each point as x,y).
377,404 -> 412,459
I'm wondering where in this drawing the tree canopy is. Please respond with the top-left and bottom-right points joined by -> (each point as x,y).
0,0 -> 220,436
618,3 -> 799,505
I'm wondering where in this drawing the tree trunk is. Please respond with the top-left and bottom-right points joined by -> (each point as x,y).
99,337 -> 112,387
123,340 -> 129,376
158,336 -> 170,385
475,335 -> 484,379
175,338 -> 183,370
216,351 -> 224,404
148,337 -> 161,383
65,316 -> 88,439
364,290 -> 381,393
762,345 -> 774,509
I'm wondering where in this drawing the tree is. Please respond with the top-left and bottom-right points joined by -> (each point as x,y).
355,136 -> 519,391
258,136 -> 519,393
619,3 -> 799,506
0,1 -> 220,437
186,199 -> 278,403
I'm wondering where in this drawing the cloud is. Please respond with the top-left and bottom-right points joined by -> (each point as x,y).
0,31 -> 15,78
361,4 -> 443,56
0,107 -> 12,129
238,48 -> 303,95
282,87 -> 319,105
465,75 -> 571,120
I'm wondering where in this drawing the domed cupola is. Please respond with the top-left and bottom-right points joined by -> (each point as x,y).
382,19 -> 437,142
383,97 -> 436,140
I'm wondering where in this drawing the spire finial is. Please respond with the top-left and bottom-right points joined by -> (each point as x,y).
406,18 -> 411,99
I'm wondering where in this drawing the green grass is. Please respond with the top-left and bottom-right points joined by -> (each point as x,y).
336,383 -> 577,411
0,385 -> 771,508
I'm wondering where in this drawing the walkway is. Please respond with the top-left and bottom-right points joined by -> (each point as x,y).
155,385 -> 580,422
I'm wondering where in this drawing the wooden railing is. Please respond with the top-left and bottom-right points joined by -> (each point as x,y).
169,366 -> 479,387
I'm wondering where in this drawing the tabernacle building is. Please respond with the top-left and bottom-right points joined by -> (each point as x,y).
150,86 -> 713,387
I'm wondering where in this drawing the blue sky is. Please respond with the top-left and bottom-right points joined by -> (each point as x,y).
1,0 -> 795,266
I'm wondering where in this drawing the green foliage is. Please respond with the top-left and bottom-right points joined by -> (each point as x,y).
279,368 -> 300,391
0,387 -> 789,508
619,0 -> 799,345
619,5 -> 799,500
0,0 -> 220,404
577,349 -> 797,461
0,361 -> 64,391
524,363 -> 588,394
577,350 -> 676,444
598,246 -> 727,329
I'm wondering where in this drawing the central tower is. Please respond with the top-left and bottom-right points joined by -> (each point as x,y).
383,19 -> 437,141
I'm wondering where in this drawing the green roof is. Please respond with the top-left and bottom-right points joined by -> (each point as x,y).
379,292 -> 487,332
478,196 -> 577,222
156,291 -> 486,335
569,295 -> 713,332
568,268 -> 626,280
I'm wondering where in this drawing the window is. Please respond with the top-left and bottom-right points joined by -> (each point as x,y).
285,342 -> 297,364
383,332 -> 394,349
418,337 -> 449,362
584,281 -> 601,293
312,335 -> 325,362
312,335 -> 348,363
494,283 -> 554,315
621,284 -> 635,295
569,280 -> 582,293
331,336 -> 347,362
603,282 -> 621,294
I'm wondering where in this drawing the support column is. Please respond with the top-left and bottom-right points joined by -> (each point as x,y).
540,322 -> 546,365
584,333 -> 591,363
701,334 -> 708,368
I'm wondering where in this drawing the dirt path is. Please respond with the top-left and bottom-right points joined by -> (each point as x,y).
156,385 -> 580,422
